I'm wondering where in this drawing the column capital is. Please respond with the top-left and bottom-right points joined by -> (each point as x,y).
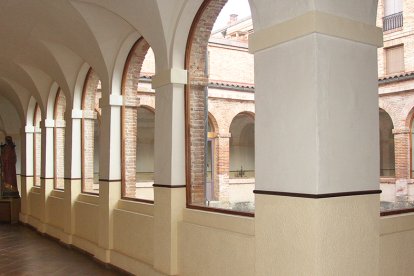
25,125 -> 35,133
71,109 -> 83,119
100,94 -> 124,108
249,11 -> 383,53
43,119 -> 55,128
152,68 -> 187,89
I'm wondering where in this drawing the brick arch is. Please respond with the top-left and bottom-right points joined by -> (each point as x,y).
208,112 -> 219,133
212,103 -> 254,135
185,0 -> 230,205
404,105 -> 414,129
138,104 -> 155,114
379,107 -> 395,177
81,68 -> 101,193
378,101 -> 398,129
229,111 -> 255,128
53,90 -> 66,189
229,111 -> 255,147
405,105 -> 414,179
121,37 -> 152,199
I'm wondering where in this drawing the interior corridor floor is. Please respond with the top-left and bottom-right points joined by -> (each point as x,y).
0,223 -> 128,275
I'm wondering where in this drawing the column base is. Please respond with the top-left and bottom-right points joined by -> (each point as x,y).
255,193 -> 379,275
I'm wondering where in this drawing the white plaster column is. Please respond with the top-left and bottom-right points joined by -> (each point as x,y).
39,119 -> 55,232
96,92 -> 122,262
152,69 -> 187,275
20,125 -> 35,222
62,109 -> 82,244
250,7 -> 382,275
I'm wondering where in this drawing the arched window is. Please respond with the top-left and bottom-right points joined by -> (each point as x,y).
134,106 -> 155,200
81,69 -> 101,194
121,38 -> 155,201
379,108 -> 395,177
33,104 -> 42,186
229,113 -> 254,209
186,0 -> 254,215
54,90 -> 66,189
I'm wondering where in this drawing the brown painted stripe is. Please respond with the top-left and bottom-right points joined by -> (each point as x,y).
98,179 -> 121,182
121,197 -> 154,204
253,189 -> 382,198
81,191 -> 99,196
63,178 -> 81,180
153,184 -> 186,188
186,204 -> 255,217
380,208 -> 414,216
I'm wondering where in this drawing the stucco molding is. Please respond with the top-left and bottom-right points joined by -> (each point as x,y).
151,68 -> 187,89
249,11 -> 383,53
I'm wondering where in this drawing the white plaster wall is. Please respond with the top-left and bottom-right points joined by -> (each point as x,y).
380,214 -> 414,276
74,200 -> 99,244
47,195 -> 65,230
178,210 -> 255,276
29,189 -> 42,220
113,209 -> 154,264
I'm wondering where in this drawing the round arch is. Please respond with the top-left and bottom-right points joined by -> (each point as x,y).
184,0 -> 255,213
81,67 -> 101,193
229,112 -> 255,177
121,37 -> 155,200
379,108 -> 395,177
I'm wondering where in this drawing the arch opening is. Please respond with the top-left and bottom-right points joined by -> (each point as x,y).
380,108 -> 395,177
186,0 -> 255,214
121,38 -> 156,201
81,69 -> 101,194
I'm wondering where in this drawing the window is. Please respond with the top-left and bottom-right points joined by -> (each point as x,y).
384,0 -> 403,16
186,0 -> 255,215
386,45 -> 404,75
121,38 -> 155,202
383,0 -> 403,31
81,69 -> 101,194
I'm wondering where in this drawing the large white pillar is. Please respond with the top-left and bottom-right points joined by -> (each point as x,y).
62,108 -> 82,244
20,125 -> 35,222
96,92 -> 122,262
152,69 -> 187,275
38,119 -> 54,232
250,6 -> 382,275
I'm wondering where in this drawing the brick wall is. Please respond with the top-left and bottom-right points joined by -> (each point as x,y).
377,0 -> 414,77
122,38 -> 150,198
187,0 -> 228,205
377,0 -> 414,190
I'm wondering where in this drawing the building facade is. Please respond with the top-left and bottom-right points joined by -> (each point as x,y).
377,0 -> 414,210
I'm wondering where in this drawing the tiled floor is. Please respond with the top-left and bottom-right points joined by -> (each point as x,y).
0,223 -> 127,275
